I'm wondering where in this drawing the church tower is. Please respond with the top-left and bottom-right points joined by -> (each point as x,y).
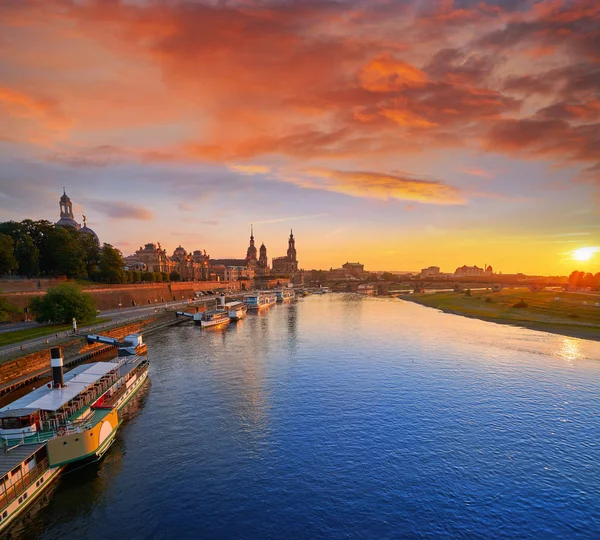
259,242 -> 268,267
287,229 -> 297,263
245,225 -> 257,262
56,188 -> 80,230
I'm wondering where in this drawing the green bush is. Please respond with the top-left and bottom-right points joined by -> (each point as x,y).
29,283 -> 96,324
0,289 -> 19,322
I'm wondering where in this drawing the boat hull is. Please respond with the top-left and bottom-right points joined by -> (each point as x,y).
201,317 -> 230,328
229,308 -> 248,320
46,409 -> 121,468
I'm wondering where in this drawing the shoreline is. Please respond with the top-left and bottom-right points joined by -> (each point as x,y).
399,296 -> 600,342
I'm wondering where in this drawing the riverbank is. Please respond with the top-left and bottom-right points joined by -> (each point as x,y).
399,290 -> 600,342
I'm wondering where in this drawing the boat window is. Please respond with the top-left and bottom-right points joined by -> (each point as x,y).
2,418 -> 21,430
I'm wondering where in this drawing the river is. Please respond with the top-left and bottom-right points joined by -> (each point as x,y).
8,294 -> 600,539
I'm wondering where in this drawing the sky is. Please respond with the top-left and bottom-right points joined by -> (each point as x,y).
0,0 -> 599,275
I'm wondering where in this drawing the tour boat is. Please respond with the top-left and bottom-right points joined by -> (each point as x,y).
226,301 -> 248,321
0,339 -> 149,533
357,284 -> 376,296
313,287 -> 330,294
200,310 -> 230,328
275,289 -> 295,302
244,293 -> 277,310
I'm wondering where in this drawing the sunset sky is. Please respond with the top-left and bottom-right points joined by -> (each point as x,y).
0,0 -> 598,275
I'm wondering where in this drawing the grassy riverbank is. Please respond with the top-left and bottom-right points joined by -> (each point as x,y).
399,290 -> 600,341
0,318 -> 110,347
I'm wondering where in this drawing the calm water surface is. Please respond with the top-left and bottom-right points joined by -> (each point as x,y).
9,295 -> 600,539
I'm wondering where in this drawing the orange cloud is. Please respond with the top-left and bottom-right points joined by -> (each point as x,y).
359,55 -> 427,92
0,0 -> 597,187
286,168 -> 465,205
226,163 -> 271,175
462,168 -> 494,179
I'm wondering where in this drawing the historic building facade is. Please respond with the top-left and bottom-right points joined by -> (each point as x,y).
124,243 -> 210,280
272,231 -> 298,275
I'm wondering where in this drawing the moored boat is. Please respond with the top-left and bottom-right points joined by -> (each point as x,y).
275,289 -> 295,302
226,301 -> 248,321
0,339 -> 150,533
200,310 -> 230,328
313,287 -> 330,294
244,293 -> 277,310
357,284 -> 377,296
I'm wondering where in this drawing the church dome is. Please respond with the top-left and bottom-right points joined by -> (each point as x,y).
79,225 -> 99,244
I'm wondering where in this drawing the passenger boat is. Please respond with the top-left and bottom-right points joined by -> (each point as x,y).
0,338 -> 149,533
226,301 -> 248,321
357,284 -> 377,296
275,289 -> 295,302
313,287 -> 330,294
200,310 -> 230,328
244,293 -> 277,310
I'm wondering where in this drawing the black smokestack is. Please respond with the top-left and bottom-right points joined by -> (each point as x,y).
50,347 -> 65,388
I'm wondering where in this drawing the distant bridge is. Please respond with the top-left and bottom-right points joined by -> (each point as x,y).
329,277 -> 570,295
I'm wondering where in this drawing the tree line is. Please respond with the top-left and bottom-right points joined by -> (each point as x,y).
569,270 -> 600,290
0,220 -> 183,284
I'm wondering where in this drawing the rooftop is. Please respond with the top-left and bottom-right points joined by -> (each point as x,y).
0,362 -> 119,413
0,443 -> 45,479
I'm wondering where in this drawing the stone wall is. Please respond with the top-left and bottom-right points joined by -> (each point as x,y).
3,280 -> 240,314
0,321 -> 148,388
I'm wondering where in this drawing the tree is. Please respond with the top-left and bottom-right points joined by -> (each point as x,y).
141,271 -> 154,282
97,243 -> 126,284
0,234 -> 18,275
132,270 -> 141,283
169,271 -> 182,282
161,272 -> 169,282
15,235 -> 39,277
44,227 -> 86,278
153,272 -> 163,282
78,233 -> 100,279
29,283 -> 96,324
0,290 -> 19,323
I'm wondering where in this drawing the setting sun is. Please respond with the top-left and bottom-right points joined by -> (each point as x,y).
573,247 -> 599,261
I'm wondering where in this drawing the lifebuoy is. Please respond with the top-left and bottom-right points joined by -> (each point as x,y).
57,427 -> 66,436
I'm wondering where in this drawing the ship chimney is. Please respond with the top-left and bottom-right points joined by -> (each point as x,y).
50,347 -> 65,388
220,294 -> 226,307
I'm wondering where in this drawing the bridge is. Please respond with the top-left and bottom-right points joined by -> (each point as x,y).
328,276 -> 570,295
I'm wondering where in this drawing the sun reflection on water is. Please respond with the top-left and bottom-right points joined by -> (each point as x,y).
557,337 -> 583,364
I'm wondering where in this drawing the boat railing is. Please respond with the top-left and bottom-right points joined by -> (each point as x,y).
92,361 -> 148,410
0,457 -> 49,512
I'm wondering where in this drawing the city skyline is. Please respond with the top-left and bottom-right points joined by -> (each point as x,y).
1,0 -> 599,275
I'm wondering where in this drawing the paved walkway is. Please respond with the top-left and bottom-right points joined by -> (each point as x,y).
0,297 -> 219,357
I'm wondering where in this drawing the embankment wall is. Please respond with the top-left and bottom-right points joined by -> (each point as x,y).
2,280 -> 240,313
0,321 -> 147,386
